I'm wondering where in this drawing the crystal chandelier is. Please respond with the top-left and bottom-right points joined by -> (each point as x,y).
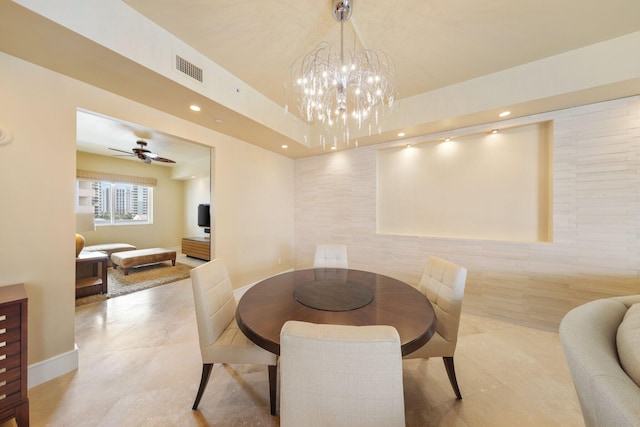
287,0 -> 398,148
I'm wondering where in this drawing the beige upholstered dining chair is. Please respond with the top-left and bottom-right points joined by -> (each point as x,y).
280,321 -> 405,427
313,244 -> 348,268
190,258 -> 278,414
404,256 -> 467,399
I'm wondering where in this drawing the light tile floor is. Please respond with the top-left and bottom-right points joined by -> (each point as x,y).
3,271 -> 584,426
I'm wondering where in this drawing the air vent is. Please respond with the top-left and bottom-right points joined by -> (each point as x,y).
175,55 -> 203,83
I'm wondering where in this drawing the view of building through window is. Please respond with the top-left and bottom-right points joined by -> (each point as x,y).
92,181 -> 153,225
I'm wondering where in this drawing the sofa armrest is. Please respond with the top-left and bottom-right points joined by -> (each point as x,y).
560,296 -> 640,427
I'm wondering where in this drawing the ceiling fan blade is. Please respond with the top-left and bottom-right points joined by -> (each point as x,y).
113,141 -> 175,164
151,156 -> 176,163
108,147 -> 134,155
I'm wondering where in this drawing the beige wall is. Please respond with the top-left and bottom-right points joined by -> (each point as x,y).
294,96 -> 640,331
183,176 -> 211,240
76,151 -> 185,250
377,122 -> 551,242
0,53 -> 77,364
214,140 -> 295,282
0,51 -> 294,367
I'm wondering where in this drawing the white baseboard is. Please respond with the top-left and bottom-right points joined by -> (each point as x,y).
28,343 -> 79,388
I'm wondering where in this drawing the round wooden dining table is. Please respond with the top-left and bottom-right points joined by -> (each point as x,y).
236,268 -> 436,356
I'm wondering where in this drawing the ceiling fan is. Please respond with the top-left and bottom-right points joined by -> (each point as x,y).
109,140 -> 175,164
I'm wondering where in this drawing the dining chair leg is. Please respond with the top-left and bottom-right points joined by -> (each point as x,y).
443,357 -> 462,399
192,363 -> 214,410
268,364 -> 277,415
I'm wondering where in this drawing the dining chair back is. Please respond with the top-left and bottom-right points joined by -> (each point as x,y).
280,320 -> 405,427
313,266 -> 348,282
190,258 -> 278,414
313,244 -> 348,268
404,255 -> 467,399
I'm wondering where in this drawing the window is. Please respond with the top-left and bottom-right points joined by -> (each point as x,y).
76,171 -> 157,226
90,181 -> 153,226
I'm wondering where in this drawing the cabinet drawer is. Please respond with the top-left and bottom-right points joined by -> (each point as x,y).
0,305 -> 21,332
0,378 -> 23,410
0,342 -> 21,372
0,366 -> 20,386
0,328 -> 20,348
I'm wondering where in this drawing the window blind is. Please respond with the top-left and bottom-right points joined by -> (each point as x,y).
76,169 -> 157,187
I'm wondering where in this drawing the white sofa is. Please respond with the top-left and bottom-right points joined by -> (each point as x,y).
559,295 -> 640,427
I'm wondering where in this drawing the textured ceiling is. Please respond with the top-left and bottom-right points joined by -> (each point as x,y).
76,110 -> 211,168
122,0 -> 640,107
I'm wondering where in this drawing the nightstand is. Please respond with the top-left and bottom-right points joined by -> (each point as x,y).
76,251 -> 108,298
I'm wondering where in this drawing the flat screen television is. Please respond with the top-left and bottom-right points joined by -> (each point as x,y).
197,204 -> 210,228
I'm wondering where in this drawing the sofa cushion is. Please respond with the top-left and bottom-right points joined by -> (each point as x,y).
617,303 -> 640,387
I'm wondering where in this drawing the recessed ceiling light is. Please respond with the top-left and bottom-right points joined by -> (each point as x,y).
499,111 -> 510,118
281,145 -> 288,149
398,132 -> 406,137
331,146 -> 337,150
491,129 -> 499,134
444,137 -> 451,142
189,105 -> 201,112
406,144 -> 412,148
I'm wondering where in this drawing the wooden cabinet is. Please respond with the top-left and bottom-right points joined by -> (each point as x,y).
181,237 -> 211,261
0,284 -> 28,427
